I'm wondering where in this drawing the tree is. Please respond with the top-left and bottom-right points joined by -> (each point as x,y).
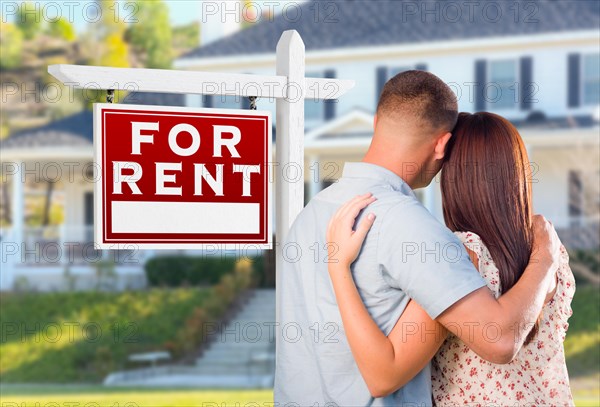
0,22 -> 23,69
47,17 -> 76,41
126,0 -> 172,69
99,33 -> 129,68
172,22 -> 200,53
81,0 -> 131,108
15,2 -> 43,39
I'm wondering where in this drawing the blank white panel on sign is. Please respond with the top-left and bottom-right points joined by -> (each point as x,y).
111,201 -> 260,234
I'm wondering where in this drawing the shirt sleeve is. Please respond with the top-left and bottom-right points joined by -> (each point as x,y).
376,200 -> 487,319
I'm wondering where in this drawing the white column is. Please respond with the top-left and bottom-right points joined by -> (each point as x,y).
275,30 -> 305,365
2,163 -> 24,289
525,143 -> 537,216
12,165 -> 24,251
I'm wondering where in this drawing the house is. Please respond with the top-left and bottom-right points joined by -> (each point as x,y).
176,0 -> 600,247
0,93 -> 185,291
1,0 -> 598,291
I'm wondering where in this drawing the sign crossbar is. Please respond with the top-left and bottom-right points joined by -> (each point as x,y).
48,64 -> 354,100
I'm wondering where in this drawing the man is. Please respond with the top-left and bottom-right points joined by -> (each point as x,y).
274,71 -> 560,406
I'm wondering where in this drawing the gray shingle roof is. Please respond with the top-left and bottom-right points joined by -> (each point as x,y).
2,93 -> 186,150
3,111 -> 94,149
180,0 -> 600,60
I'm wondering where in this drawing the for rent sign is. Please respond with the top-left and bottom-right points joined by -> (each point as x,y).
93,103 -> 271,249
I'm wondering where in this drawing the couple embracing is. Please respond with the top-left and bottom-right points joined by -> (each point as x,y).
275,71 -> 574,406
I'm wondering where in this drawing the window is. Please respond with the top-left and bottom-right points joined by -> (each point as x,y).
488,59 -> 518,109
214,95 -> 241,110
388,66 -> 412,78
583,53 -> 600,106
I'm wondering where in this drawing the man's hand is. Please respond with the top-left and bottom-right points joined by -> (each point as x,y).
530,214 -> 561,294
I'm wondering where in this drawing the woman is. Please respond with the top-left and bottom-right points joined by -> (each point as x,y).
326,112 -> 575,405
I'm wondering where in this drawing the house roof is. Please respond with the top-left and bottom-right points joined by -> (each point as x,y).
2,110 -> 94,150
179,0 -> 600,61
2,92 -> 186,150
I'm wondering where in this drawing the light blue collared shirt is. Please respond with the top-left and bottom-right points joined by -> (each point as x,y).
275,162 -> 486,406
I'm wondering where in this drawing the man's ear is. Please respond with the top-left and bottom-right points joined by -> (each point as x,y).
433,132 -> 452,160
373,114 -> 378,130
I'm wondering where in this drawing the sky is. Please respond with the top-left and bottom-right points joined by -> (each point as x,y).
1,1 -> 200,30
1,1 -> 301,31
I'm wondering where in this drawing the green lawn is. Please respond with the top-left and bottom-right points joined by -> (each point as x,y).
564,285 -> 600,379
0,289 -> 211,382
0,385 -> 272,406
0,263 -> 252,384
0,385 -> 597,406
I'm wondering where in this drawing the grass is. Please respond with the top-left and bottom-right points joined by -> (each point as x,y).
0,264 -> 253,384
0,289 -> 211,382
0,385 -> 272,406
564,285 -> 600,379
0,385 -> 596,406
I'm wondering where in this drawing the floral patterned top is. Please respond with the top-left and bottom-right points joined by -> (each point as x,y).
431,231 -> 575,406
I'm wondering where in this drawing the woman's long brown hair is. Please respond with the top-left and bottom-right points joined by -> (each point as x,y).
441,112 -> 538,344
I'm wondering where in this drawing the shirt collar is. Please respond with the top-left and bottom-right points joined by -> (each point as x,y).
341,162 -> 416,197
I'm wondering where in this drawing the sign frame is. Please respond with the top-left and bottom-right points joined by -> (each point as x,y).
93,102 -> 272,250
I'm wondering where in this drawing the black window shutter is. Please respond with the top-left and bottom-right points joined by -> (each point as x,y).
415,63 -> 428,71
376,66 -> 388,106
520,57 -> 533,111
204,94 -> 214,108
474,60 -> 487,111
324,69 -> 336,120
241,96 -> 250,109
568,53 -> 581,108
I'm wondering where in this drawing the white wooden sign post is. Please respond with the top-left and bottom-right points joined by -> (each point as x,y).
48,28 -> 354,349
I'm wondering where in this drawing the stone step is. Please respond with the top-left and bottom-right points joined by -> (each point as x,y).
192,365 -> 273,376
201,347 -> 273,359
194,289 -> 276,377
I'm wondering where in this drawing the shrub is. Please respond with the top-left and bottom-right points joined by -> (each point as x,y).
145,256 -> 238,287
145,255 -> 265,288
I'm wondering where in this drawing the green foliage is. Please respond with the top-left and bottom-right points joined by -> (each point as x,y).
99,33 -> 129,67
564,285 -> 600,378
0,261 -> 255,383
172,22 -> 200,51
145,256 -> 242,286
47,17 -> 76,41
97,0 -> 127,37
15,2 -> 42,39
0,22 -> 24,69
126,0 -> 172,68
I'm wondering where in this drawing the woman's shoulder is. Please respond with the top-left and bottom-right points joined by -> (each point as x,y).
453,231 -> 502,296
453,231 -> 491,261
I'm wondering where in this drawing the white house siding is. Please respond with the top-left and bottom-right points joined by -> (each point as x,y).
532,145 -> 600,229
180,32 -> 600,123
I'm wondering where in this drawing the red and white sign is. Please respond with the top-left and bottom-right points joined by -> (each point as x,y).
93,103 -> 272,249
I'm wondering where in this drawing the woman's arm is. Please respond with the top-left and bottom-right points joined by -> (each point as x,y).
327,193 -> 448,397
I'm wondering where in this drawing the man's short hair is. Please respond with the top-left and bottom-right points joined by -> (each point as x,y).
376,70 -> 458,133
